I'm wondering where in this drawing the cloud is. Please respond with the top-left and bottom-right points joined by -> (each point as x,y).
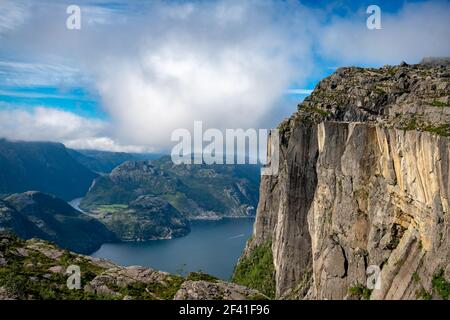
318,1 -> 450,65
0,0 -> 29,34
286,89 -> 314,95
0,106 -> 149,152
0,106 -> 105,140
1,0 -> 450,152
0,88 -> 86,100
0,60 -> 87,86
72,0 -> 318,149
63,137 -> 153,153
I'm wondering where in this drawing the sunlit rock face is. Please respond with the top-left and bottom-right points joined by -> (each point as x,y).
236,60 -> 450,300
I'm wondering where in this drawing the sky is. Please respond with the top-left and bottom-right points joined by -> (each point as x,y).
0,0 -> 449,152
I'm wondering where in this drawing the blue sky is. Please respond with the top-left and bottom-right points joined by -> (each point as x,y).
0,0 -> 449,151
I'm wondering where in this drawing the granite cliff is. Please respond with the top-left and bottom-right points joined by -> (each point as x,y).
234,59 -> 450,300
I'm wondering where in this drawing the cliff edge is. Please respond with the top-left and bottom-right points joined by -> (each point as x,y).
234,59 -> 450,300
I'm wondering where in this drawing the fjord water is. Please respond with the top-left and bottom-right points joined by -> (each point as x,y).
91,218 -> 254,280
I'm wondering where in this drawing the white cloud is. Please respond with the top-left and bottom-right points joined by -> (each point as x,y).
63,137 -> 154,153
82,0 -> 317,149
1,1 -> 450,152
0,0 -> 29,34
286,89 -> 314,95
318,1 -> 450,65
0,106 -> 105,140
0,106 -> 148,152
0,88 -> 86,100
0,60 -> 87,86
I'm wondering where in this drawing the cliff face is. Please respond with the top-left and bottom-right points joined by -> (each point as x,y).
234,60 -> 450,300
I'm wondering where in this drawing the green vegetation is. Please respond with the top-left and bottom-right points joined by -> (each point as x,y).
0,237 -> 106,300
348,283 -> 372,300
187,272 -> 219,283
416,286 -> 432,300
375,86 -> 387,94
92,204 -> 128,213
401,117 -> 450,137
424,124 -> 450,137
80,156 -> 260,221
2,233 -> 261,301
387,67 -> 398,77
106,275 -> 184,300
429,98 -> 450,108
303,106 -> 331,117
432,269 -> 450,300
402,117 -> 419,131
412,272 -> 420,283
247,293 -> 270,300
232,239 -> 276,299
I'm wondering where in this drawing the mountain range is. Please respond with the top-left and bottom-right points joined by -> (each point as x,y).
0,140 -> 260,249
0,191 -> 115,253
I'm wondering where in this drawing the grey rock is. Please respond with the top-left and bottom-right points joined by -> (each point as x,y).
237,60 -> 450,300
174,280 -> 267,300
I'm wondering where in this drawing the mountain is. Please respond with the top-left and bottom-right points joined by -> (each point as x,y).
0,139 -> 97,200
234,60 -> 450,300
67,149 -> 164,174
0,232 -> 266,300
0,191 -> 116,254
92,195 -> 190,241
80,156 -> 260,222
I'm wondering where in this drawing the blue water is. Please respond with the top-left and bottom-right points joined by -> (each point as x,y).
91,218 -> 254,280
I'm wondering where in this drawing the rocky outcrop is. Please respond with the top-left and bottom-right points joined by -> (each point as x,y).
235,60 -> 450,300
0,233 -> 265,300
174,280 -> 265,300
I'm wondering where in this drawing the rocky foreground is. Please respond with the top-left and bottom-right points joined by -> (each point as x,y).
234,58 -> 450,300
0,232 -> 266,300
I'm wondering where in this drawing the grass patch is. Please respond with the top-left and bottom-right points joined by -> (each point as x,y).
432,269 -> 450,300
105,275 -> 184,300
424,124 -> 450,137
402,117 -> 419,131
304,106 -> 331,117
232,239 -> 275,299
92,204 -> 128,214
401,117 -> 450,137
187,272 -> 219,283
348,283 -> 372,300
416,286 -> 432,300
429,99 -> 450,108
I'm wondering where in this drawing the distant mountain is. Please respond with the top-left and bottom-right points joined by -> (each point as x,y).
67,149 -> 164,174
80,156 -> 260,221
0,139 -> 98,201
0,191 -> 116,253
92,195 -> 190,241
